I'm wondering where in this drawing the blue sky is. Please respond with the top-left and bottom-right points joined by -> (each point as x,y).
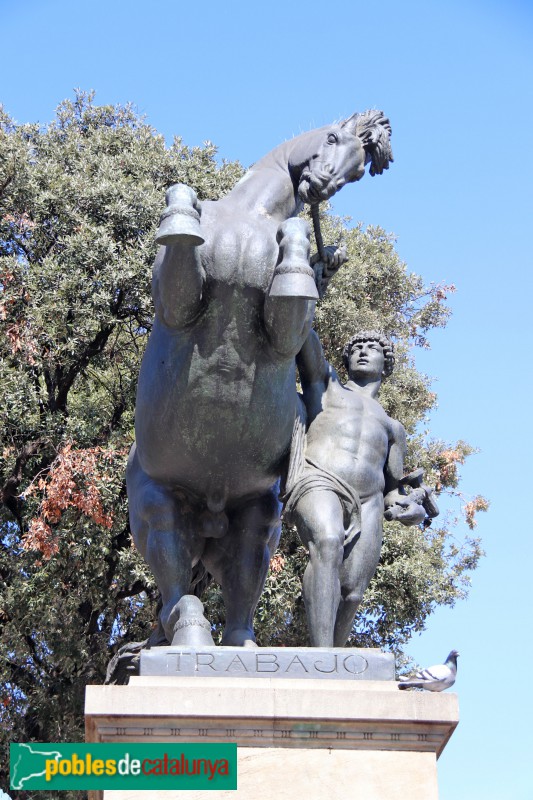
1,1 -> 532,797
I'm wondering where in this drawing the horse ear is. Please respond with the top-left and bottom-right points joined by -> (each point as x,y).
340,114 -> 358,134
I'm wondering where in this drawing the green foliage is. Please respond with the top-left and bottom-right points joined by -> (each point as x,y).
0,92 -> 245,793
0,92 -> 484,790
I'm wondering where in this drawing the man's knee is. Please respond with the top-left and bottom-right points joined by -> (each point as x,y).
293,492 -> 344,541
342,589 -> 364,608
309,530 -> 344,564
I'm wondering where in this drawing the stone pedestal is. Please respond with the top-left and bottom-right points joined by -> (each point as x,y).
140,644 -> 395,681
85,675 -> 458,799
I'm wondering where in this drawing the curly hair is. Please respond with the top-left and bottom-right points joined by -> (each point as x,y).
342,110 -> 394,176
342,330 -> 395,378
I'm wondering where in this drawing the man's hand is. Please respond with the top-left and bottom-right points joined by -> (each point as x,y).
384,489 -> 427,526
310,245 -> 348,298
384,468 -> 440,527
399,469 -> 440,519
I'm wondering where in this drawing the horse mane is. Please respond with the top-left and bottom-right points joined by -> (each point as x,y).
342,110 -> 394,176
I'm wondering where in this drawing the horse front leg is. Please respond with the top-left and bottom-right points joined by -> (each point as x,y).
264,218 -> 317,357
152,184 -> 206,329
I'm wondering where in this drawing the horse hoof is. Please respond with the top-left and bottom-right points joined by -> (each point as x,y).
156,184 -> 204,247
269,218 -> 318,299
221,627 -> 258,648
170,595 -> 215,646
269,270 -> 319,299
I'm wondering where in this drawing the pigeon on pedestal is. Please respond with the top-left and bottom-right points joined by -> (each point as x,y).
398,650 -> 459,691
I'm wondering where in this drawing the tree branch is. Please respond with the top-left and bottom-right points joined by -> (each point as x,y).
0,171 -> 14,199
52,324 -> 115,412
1,438 -> 46,523
113,579 -> 149,600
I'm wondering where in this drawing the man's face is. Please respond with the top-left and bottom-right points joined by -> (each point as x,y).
348,340 -> 385,382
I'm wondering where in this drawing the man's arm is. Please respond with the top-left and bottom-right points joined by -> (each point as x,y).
384,421 -> 427,526
384,419 -> 407,493
296,329 -> 337,424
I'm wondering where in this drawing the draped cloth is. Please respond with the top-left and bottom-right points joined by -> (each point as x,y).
282,396 -> 361,547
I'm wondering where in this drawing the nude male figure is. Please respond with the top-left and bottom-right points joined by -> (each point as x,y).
284,329 -> 436,647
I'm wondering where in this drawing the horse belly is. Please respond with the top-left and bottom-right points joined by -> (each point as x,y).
135,325 -> 296,500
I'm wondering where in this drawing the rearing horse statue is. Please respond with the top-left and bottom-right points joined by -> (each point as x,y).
127,110 -> 393,647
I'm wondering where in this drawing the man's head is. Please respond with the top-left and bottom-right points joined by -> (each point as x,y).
343,331 -> 395,383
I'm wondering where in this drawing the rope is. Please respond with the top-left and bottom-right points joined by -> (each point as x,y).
310,202 -> 326,262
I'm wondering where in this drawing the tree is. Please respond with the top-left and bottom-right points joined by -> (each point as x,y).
0,93 -> 484,790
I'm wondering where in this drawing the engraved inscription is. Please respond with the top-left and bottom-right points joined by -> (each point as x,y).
314,654 -> 338,673
256,653 -> 279,672
286,655 -> 309,673
342,655 -> 367,675
196,653 -> 217,671
140,646 -> 392,681
226,654 -> 248,672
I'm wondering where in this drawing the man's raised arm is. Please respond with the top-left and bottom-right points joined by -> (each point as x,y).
296,329 -> 335,423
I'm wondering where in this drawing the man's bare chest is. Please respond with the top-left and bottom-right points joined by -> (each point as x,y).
320,383 -> 392,439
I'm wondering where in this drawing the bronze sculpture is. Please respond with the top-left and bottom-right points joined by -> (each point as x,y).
127,111 -> 393,647
284,330 -> 438,647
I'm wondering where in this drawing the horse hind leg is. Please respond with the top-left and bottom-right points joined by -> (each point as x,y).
126,446 -> 204,643
201,489 -> 282,647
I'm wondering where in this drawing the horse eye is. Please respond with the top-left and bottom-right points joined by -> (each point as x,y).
327,133 -> 338,144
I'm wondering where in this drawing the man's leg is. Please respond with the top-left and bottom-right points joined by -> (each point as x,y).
291,490 -> 345,647
333,497 -> 383,647
202,489 -> 281,647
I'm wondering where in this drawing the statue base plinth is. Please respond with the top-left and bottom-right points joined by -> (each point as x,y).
140,644 -> 395,681
85,674 -> 458,799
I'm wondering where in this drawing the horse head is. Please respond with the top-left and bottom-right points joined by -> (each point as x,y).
297,110 -> 394,205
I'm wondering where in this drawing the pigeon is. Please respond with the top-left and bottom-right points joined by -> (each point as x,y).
398,650 -> 459,691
